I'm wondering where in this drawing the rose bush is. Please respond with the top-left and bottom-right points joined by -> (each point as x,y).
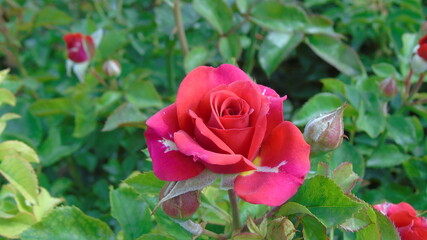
145,64 -> 310,206
374,202 -> 427,240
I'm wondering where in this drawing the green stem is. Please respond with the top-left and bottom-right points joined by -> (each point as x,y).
329,227 -> 335,240
166,38 -> 177,93
173,0 -> 188,57
202,229 -> 227,240
228,189 -> 241,233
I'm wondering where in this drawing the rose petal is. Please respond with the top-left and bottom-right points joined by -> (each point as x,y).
210,127 -> 254,157
174,130 -> 256,174
257,84 -> 286,137
63,33 -> 89,63
234,172 -> 303,206
234,122 -> 310,206
418,44 -> 427,61
190,110 -> 234,154
387,202 -> 418,228
145,104 -> 205,181
259,121 -> 311,178
176,64 -> 253,133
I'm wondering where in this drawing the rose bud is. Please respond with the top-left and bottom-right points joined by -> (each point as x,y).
159,183 -> 200,219
380,77 -> 398,97
267,217 -> 295,240
304,105 -> 346,154
411,35 -> 427,74
102,60 -> 121,77
63,33 -> 95,63
374,202 -> 427,240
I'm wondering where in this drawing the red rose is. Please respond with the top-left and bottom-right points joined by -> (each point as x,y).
411,35 -> 427,74
145,64 -> 310,206
374,202 -> 427,240
63,33 -> 95,63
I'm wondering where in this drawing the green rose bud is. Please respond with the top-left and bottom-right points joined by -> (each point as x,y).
267,217 -> 295,240
159,183 -> 200,219
304,105 -> 346,154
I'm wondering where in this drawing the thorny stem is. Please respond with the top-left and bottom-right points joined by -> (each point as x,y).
408,72 -> 426,101
403,68 -> 414,100
202,229 -> 227,240
173,0 -> 188,57
228,189 -> 241,233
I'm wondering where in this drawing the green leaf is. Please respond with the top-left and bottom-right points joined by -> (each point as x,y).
98,30 -> 128,58
0,113 -> 20,135
124,171 -> 165,196
72,92 -> 97,138
136,234 -> 175,240
29,98 -> 73,116
0,69 -> 9,84
372,63 -> 398,78
340,207 -> 372,232
290,175 -> 363,227
96,91 -> 122,116
184,46 -> 211,74
0,88 -> 15,107
386,116 -> 419,151
0,212 -> 36,239
403,158 -> 427,191
367,144 -> 410,168
21,207 -> 114,240
35,6 -> 72,27
306,34 -> 365,76
292,93 -> 342,126
250,1 -> 308,32
321,78 -> 346,95
102,103 -> 147,132
33,188 -> 63,221
353,207 -> 399,240
304,15 -> 337,36
110,187 -> 151,240
0,156 -> 38,205
331,162 -> 361,194
329,142 -> 365,179
302,215 -> 328,240
258,31 -> 303,76
38,128 -> 81,167
0,140 -> 40,163
124,80 -> 162,109
193,0 -> 233,34
219,34 -> 242,61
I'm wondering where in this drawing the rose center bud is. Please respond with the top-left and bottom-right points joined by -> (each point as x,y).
208,90 -> 254,129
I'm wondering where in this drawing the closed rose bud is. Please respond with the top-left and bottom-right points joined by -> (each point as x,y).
411,35 -> 427,74
304,105 -> 346,154
380,77 -> 398,97
103,60 -> 121,77
159,183 -> 200,219
267,217 -> 295,240
63,33 -> 95,63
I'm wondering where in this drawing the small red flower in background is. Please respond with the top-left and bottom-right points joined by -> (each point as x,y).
416,35 -> 427,61
411,35 -> 427,74
374,202 -> 427,240
63,33 -> 95,63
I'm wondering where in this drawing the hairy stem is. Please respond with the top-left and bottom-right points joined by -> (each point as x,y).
228,189 -> 241,233
173,0 -> 188,57
408,72 -> 425,101
403,68 -> 414,100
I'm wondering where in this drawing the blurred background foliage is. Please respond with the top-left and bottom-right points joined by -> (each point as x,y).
0,0 -> 427,239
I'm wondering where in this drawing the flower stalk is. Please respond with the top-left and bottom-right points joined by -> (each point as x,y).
228,189 -> 241,233
173,0 -> 188,57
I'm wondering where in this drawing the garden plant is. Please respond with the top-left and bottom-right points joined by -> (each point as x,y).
0,0 -> 427,239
